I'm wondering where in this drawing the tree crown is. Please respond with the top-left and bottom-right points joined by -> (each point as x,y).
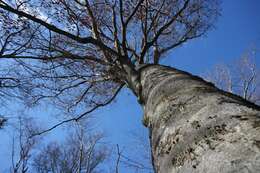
0,0 -> 220,125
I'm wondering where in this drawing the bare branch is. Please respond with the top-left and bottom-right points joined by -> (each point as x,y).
140,0 -> 190,61
0,1 -> 119,56
29,84 -> 124,138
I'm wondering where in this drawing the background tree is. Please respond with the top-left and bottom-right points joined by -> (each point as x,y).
0,0 -> 260,173
5,116 -> 108,173
112,131 -> 154,173
33,129 -> 108,173
205,49 -> 260,105
9,117 -> 40,173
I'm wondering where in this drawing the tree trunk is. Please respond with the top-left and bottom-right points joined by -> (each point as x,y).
139,65 -> 260,173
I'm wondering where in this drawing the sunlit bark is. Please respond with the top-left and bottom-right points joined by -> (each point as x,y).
140,65 -> 260,173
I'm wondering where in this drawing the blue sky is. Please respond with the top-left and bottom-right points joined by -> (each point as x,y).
164,0 -> 260,74
0,0 -> 260,172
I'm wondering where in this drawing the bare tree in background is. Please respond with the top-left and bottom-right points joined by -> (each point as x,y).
204,64 -> 233,93
113,142 -> 153,173
0,0 -> 260,173
205,49 -> 260,105
123,130 -> 154,173
10,117 -> 40,173
7,117 -> 108,173
33,128 -> 108,173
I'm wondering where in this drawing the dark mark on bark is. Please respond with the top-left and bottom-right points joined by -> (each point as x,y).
253,140 -> 260,149
231,114 -> 260,128
231,115 -> 249,121
172,147 -> 196,167
208,115 -> 217,119
252,119 -> 260,128
157,128 -> 181,155
191,120 -> 201,129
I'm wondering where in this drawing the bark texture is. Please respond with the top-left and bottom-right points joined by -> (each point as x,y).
139,65 -> 260,173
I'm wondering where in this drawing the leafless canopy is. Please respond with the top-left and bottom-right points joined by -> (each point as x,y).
0,0 -> 219,120
33,133 -> 108,173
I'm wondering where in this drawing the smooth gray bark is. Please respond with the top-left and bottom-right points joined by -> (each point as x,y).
139,65 -> 260,173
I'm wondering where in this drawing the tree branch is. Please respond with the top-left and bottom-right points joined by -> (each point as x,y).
140,0 -> 190,61
29,84 -> 124,138
0,2 -> 119,56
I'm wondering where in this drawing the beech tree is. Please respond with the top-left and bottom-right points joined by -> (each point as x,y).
0,0 -> 259,173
